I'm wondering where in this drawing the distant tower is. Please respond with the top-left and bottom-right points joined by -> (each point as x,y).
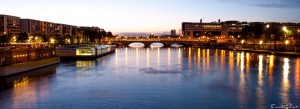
178,29 -> 182,37
200,19 -> 202,23
171,29 -> 176,37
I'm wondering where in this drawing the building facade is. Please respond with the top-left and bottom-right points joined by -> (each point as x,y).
20,19 -> 77,37
170,29 -> 176,37
182,20 -> 300,39
0,15 -> 21,36
182,20 -> 247,38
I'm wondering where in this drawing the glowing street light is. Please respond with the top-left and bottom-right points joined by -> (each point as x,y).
50,38 -> 55,44
259,40 -> 263,44
266,24 -> 270,28
11,36 -> 17,43
241,40 -> 245,44
285,40 -> 289,45
282,26 -> 288,31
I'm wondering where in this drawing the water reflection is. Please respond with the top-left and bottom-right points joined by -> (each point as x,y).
147,48 -> 150,68
257,55 -> 265,107
295,58 -> 300,97
168,48 -> 171,70
240,52 -> 245,73
0,65 -> 57,92
238,52 -> 247,108
0,65 -> 56,108
0,48 -> 299,109
157,48 -> 160,68
197,48 -> 201,71
281,58 -> 290,104
268,55 -> 275,75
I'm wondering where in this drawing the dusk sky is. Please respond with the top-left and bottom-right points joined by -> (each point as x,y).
1,0 -> 300,34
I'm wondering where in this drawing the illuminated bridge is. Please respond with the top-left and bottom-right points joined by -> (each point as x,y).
102,37 -> 236,47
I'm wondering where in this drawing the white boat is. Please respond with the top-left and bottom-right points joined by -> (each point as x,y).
171,43 -> 183,48
150,43 -> 164,48
56,45 -> 116,59
128,43 -> 145,48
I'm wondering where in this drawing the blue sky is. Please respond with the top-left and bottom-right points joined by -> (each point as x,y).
0,0 -> 299,34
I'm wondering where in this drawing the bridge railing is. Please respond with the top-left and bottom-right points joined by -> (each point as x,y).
104,38 -> 211,42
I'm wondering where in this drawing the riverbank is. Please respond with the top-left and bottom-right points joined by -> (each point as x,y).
233,48 -> 300,57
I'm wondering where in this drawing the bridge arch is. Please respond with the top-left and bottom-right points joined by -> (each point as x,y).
128,42 -> 146,47
149,42 -> 168,47
107,39 -> 209,47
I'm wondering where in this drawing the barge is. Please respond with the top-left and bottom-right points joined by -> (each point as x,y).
0,47 -> 60,77
56,45 -> 116,59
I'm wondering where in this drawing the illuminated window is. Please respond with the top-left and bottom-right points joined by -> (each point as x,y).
76,48 -> 95,56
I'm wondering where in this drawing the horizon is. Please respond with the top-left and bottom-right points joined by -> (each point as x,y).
1,0 -> 300,34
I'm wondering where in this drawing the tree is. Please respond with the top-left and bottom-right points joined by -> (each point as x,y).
252,23 -> 264,40
100,29 -> 106,37
107,31 -> 113,37
55,33 -> 64,45
40,34 -> 49,43
241,26 -> 254,42
295,30 -> 300,45
0,34 -> 10,45
18,32 -> 28,42
265,25 -> 283,49
83,29 -> 97,43
241,23 -> 264,44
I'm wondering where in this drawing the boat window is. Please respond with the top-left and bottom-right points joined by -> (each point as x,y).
76,48 -> 94,56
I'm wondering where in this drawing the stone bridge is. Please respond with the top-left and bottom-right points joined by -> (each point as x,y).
103,40 -> 209,47
101,37 -> 236,47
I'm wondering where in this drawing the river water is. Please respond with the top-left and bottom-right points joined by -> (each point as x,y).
0,47 -> 299,109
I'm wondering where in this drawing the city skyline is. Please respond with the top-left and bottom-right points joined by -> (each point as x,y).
1,0 -> 300,34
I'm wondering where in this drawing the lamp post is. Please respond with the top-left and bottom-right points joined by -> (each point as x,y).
285,40 -> 289,51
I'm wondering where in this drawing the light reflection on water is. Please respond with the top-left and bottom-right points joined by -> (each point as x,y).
0,48 -> 300,109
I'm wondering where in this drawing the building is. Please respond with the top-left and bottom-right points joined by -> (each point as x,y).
21,19 -> 43,35
170,29 -> 176,37
21,19 -> 77,37
0,14 -> 21,36
182,19 -> 246,38
182,19 -> 300,39
178,29 -> 182,37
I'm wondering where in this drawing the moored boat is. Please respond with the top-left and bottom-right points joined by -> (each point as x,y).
56,45 -> 116,59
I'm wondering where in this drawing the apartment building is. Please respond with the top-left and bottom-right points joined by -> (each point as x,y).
0,14 -> 21,35
182,19 -> 300,38
20,19 -> 77,37
182,20 -> 246,38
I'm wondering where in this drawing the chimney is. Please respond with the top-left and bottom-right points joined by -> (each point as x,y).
218,19 -> 221,23
200,19 -> 202,23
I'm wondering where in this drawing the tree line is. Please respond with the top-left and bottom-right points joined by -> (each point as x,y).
0,28 -> 114,46
240,23 -> 300,45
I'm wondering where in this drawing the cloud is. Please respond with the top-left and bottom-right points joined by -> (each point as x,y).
217,0 -> 300,8
251,0 -> 300,8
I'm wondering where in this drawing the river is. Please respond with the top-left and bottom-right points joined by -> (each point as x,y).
0,47 -> 299,109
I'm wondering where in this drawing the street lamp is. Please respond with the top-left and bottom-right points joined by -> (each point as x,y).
285,40 -> 289,45
50,38 -> 55,43
241,40 -> 245,44
282,26 -> 288,32
259,40 -> 263,45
